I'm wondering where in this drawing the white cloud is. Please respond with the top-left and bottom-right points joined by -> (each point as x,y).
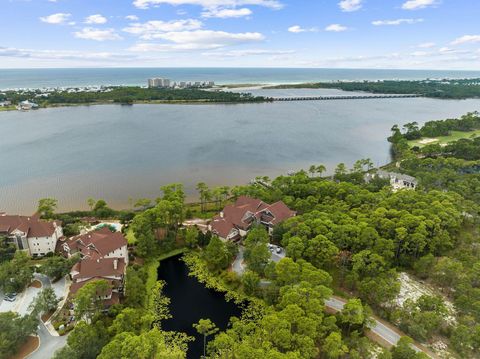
338,0 -> 362,12
402,0 -> 438,10
451,35 -> 480,45
123,19 -> 203,39
372,18 -> 423,26
0,46 -> 139,62
202,48 -> 294,57
74,28 -> 123,41
417,42 -> 435,48
201,7 -> 252,18
129,30 -> 264,51
84,14 -> 108,24
288,25 -> 317,33
132,0 -> 283,10
325,24 -> 348,32
39,13 -> 72,24
126,15 -> 140,21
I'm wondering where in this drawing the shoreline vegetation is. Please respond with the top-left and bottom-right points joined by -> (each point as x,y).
0,86 -> 270,111
265,78 -> 480,99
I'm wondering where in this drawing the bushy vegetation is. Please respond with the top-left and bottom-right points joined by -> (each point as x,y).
3,86 -> 269,107
268,79 -> 480,99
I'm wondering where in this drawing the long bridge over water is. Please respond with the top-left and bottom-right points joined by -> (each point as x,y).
272,94 -> 423,101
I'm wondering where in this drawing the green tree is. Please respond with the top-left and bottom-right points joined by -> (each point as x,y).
134,198 -> 152,211
323,332 -> 348,359
0,251 -> 33,293
184,226 -> 199,249
39,254 -> 80,280
73,279 -> 111,321
193,318 -> 219,358
31,287 -> 59,315
204,236 -> 232,271
87,198 -> 96,211
242,270 -> 260,296
0,235 -> 15,263
54,320 -> 110,359
124,267 -> 146,308
37,198 -> 58,219
244,226 -> 271,275
0,312 -> 38,359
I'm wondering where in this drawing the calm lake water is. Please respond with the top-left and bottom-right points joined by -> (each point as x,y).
157,255 -> 241,359
1,88 -> 480,213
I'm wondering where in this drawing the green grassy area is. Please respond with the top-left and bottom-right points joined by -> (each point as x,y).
0,106 -> 16,112
125,228 -> 137,245
144,259 -> 161,310
408,129 -> 480,148
158,247 -> 186,262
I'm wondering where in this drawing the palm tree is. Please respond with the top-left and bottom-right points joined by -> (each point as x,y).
193,319 -> 218,358
196,182 -> 208,213
316,164 -> 327,177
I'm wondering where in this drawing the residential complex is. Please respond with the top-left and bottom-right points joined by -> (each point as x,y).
58,226 -> 128,306
210,196 -> 296,241
0,212 -> 63,257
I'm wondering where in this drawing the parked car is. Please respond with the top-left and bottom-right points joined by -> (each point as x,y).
4,293 -> 17,302
276,247 -> 282,254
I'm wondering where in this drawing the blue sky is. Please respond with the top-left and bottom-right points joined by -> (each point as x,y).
0,0 -> 479,69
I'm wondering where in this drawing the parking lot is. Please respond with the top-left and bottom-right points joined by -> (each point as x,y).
268,243 -> 286,263
0,274 -> 67,316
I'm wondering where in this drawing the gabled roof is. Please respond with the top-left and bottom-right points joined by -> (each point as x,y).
72,257 -> 126,280
63,227 -> 127,258
211,196 -> 295,238
0,214 -> 60,238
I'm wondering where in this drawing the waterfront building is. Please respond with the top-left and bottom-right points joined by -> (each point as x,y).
210,196 -> 296,241
0,213 -> 63,257
58,226 -> 129,307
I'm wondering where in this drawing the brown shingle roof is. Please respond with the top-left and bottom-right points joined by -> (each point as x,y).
63,227 -> 127,258
211,196 -> 295,238
72,257 -> 126,280
0,214 -> 60,238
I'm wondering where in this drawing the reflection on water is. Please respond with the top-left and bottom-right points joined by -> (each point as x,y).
157,255 -> 241,359
1,89 -> 479,213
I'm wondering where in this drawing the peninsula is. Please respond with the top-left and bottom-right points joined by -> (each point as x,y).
266,78 -> 480,99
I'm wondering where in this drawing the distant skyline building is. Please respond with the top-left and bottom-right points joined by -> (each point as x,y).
148,77 -> 214,89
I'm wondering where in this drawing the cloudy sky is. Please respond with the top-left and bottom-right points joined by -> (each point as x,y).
1,0 -> 479,69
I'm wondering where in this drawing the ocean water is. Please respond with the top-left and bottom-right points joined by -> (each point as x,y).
1,87 -> 479,213
1,67 -> 480,90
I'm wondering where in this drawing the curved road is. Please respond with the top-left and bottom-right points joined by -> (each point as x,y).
232,250 -> 434,358
27,274 -> 69,359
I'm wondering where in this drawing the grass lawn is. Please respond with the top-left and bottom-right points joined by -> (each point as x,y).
408,129 -> 480,148
125,227 -> 137,245
0,106 -> 15,112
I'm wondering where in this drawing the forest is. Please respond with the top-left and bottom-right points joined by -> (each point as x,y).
267,79 -> 480,99
0,87 -> 269,106
2,113 -> 480,359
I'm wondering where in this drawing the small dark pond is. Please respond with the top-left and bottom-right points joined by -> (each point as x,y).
157,255 -> 242,358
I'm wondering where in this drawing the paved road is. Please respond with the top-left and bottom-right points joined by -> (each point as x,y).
325,296 -> 429,356
234,257 -> 432,358
27,321 -> 68,359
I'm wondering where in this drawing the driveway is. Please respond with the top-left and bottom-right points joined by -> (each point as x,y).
232,244 -> 285,276
0,273 -> 69,358
27,321 -> 68,359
